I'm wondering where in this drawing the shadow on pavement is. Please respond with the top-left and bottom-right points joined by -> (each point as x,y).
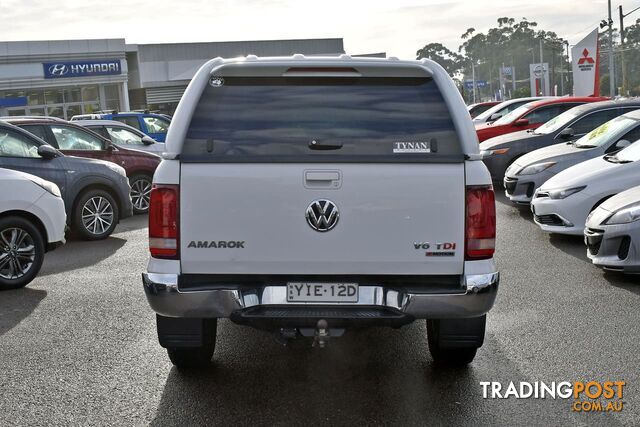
603,271 -> 640,295
38,237 -> 126,277
113,214 -> 148,234
150,323 -> 490,425
547,234 -> 589,262
0,288 -> 46,337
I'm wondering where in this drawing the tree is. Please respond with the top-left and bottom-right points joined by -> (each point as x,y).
416,43 -> 463,77
417,17 -> 571,102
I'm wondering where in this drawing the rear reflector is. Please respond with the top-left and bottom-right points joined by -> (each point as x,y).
149,184 -> 179,259
465,185 -> 496,260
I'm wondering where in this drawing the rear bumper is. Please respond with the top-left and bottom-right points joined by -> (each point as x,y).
142,272 -> 499,320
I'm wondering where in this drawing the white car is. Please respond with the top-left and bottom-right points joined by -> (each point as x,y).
73,120 -> 166,154
531,140 -> 640,235
585,185 -> 640,274
0,168 -> 66,289
472,97 -> 550,125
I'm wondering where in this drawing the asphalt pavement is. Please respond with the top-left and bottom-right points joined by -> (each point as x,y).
1,192 -> 639,426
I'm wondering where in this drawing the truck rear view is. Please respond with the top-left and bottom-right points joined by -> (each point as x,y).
143,56 -> 499,369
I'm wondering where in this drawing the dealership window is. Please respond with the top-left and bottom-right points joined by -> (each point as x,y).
45,89 -> 64,104
104,84 -> 120,111
82,86 -> 99,103
26,89 -> 44,106
64,87 -> 81,103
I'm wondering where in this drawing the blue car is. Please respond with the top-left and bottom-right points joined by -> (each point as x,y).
71,112 -> 171,142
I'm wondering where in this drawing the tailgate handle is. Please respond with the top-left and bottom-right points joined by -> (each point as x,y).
305,171 -> 340,182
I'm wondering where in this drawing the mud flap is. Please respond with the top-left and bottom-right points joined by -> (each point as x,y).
156,315 -> 216,348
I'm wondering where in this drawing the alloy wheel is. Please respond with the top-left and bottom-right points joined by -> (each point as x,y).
81,196 -> 114,235
0,227 -> 36,280
131,178 -> 152,212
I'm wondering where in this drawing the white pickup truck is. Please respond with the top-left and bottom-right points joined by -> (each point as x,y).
142,55 -> 499,368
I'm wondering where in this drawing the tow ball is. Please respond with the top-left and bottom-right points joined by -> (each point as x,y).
313,319 -> 330,348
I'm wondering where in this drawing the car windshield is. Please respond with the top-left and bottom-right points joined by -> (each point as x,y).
574,116 -> 639,148
492,103 -> 534,125
614,139 -> 640,162
535,108 -> 583,135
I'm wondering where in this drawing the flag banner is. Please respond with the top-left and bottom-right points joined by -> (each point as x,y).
572,28 -> 599,96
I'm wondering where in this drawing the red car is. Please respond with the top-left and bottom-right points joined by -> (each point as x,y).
467,101 -> 500,119
475,97 -> 609,142
8,117 -> 161,214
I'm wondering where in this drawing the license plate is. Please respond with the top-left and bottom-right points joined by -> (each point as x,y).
287,282 -> 358,303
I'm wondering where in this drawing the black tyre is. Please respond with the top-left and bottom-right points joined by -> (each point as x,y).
161,317 -> 217,369
427,316 -> 486,367
0,216 -> 45,290
129,174 -> 152,214
73,189 -> 119,240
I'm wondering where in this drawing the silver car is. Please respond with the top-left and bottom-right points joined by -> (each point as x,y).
74,120 -> 166,154
585,185 -> 640,274
504,110 -> 640,204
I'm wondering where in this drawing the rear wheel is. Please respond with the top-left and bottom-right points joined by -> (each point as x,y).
427,316 -> 486,366
129,174 -> 152,214
73,189 -> 119,240
0,216 -> 45,290
157,316 -> 217,369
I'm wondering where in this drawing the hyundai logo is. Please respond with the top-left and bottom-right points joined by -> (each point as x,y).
305,199 -> 339,232
48,64 -> 69,76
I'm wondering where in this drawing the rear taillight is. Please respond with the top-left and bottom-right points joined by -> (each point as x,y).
149,184 -> 179,259
465,185 -> 496,260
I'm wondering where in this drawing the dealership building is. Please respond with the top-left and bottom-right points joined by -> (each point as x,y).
0,38 -> 346,118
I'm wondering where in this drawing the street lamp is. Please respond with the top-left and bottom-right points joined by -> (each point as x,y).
600,0 -> 615,97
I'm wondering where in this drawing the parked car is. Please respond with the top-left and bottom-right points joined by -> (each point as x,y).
74,120 -> 166,154
0,168 -> 66,289
472,97 -> 548,125
475,97 -> 607,143
0,121 -> 133,240
585,185 -> 640,274
71,112 -> 171,142
143,56 -> 499,369
468,101 -> 500,119
504,109 -> 640,204
531,140 -> 640,235
6,118 -> 161,214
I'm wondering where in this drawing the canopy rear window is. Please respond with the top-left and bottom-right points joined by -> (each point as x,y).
182,77 -> 462,162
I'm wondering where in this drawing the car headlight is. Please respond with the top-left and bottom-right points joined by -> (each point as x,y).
517,162 -> 556,176
105,162 -> 127,177
29,176 -> 61,198
605,202 -> 640,224
548,186 -> 587,199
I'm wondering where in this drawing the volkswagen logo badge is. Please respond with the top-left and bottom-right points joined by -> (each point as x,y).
305,199 -> 339,232
48,64 -> 69,76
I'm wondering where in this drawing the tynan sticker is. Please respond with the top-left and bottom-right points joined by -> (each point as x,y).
393,141 -> 431,153
209,77 -> 225,87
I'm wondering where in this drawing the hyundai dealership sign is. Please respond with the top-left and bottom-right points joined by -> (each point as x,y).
43,59 -> 121,79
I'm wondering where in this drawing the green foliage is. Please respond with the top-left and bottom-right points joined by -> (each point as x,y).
417,17 -> 571,101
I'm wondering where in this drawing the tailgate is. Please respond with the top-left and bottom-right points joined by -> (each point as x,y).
180,163 -> 465,275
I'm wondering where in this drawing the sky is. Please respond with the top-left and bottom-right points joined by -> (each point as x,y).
0,0 -> 639,59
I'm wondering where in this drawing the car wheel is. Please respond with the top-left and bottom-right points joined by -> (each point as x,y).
73,189 -> 119,240
166,318 -> 217,369
426,316 -> 485,366
0,216 -> 45,290
129,174 -> 152,214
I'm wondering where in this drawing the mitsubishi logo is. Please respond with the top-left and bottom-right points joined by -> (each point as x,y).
305,199 -> 339,232
48,64 -> 69,76
578,49 -> 595,65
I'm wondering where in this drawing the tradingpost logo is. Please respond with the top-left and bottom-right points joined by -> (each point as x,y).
480,381 -> 625,412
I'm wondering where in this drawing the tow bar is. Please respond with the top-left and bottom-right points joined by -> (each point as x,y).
313,319 -> 330,348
